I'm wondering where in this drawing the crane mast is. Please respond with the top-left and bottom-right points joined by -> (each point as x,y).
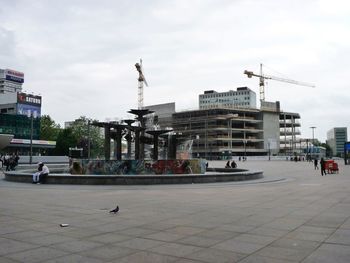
244,63 -> 315,101
135,59 -> 148,109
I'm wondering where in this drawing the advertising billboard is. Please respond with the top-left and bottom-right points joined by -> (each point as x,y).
17,92 -> 41,106
5,69 -> 24,83
17,103 -> 41,118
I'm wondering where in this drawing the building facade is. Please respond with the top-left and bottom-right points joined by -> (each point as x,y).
279,112 -> 301,155
327,127 -> 348,157
146,99 -> 304,159
0,68 -> 24,94
199,87 -> 257,110
172,107 -> 276,159
0,68 -> 55,155
145,102 -> 175,129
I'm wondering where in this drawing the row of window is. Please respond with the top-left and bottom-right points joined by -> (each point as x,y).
200,91 -> 250,99
200,97 -> 251,104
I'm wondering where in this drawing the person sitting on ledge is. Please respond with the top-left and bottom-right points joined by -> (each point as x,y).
37,162 -> 50,184
231,160 -> 237,168
225,161 -> 230,168
32,163 -> 42,184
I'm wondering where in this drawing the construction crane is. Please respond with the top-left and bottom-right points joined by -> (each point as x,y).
244,63 -> 315,101
135,59 -> 149,109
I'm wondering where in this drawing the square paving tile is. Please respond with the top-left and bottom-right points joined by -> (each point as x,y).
232,233 -> 278,245
255,246 -> 314,262
303,243 -> 350,263
148,243 -> 202,257
165,226 -> 206,236
285,230 -> 330,242
0,238 -> 40,256
24,233 -> 77,245
118,227 -> 157,237
248,227 -> 289,237
213,239 -> 265,254
45,254 -> 105,263
185,247 -> 246,263
195,229 -> 240,241
86,233 -> 133,244
238,254 -> 297,263
326,228 -> 350,245
79,244 -> 137,261
49,239 -> 104,253
5,246 -> 68,263
115,251 -> 179,263
270,237 -> 320,250
116,237 -> 166,250
146,231 -> 188,242
176,236 -> 222,247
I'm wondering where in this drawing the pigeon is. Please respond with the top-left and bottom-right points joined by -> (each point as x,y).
109,206 -> 119,213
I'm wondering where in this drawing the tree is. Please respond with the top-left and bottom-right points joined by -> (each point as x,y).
313,140 -> 333,157
66,116 -> 104,158
54,128 -> 77,156
320,143 -> 333,157
40,115 -> 61,141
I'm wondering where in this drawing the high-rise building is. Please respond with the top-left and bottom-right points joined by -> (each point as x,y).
327,127 -> 348,156
0,68 -> 24,94
199,87 -> 257,110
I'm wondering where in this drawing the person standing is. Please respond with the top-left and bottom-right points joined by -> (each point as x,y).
4,153 -> 10,171
320,158 -> 326,176
314,159 -> 319,170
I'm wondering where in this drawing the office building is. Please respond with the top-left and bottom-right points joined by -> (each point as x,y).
172,104 -> 282,159
0,68 -> 24,94
0,68 -> 55,154
199,87 -> 257,110
148,97 -> 303,159
327,127 -> 348,157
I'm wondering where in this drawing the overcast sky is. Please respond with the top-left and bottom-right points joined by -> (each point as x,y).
1,0 -> 349,141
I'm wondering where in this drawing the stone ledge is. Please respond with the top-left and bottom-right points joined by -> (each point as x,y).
4,167 -> 263,185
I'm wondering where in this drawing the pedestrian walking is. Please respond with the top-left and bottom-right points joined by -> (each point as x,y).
314,159 -> 319,170
320,158 -> 326,176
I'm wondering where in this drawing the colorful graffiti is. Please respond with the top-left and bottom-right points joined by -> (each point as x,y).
69,159 -> 206,175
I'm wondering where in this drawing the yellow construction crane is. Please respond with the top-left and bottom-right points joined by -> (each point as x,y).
244,63 -> 315,101
135,59 -> 149,109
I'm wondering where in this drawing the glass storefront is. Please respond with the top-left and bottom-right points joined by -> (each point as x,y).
0,113 -> 40,139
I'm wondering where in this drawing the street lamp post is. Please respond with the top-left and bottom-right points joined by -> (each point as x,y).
87,120 -> 91,160
310,126 -> 316,159
196,135 -> 200,158
244,139 -> 247,161
29,113 -> 34,165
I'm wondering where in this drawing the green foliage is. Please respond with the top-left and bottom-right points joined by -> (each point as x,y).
40,115 -> 61,141
54,128 -> 77,155
320,143 -> 332,157
55,116 -> 104,158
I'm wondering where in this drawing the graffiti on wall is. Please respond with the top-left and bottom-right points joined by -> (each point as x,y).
70,159 -> 206,175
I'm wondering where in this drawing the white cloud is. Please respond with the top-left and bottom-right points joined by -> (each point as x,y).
0,0 -> 349,141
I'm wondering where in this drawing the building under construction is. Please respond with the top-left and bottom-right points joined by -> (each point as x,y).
279,112 -> 301,155
146,100 -> 304,159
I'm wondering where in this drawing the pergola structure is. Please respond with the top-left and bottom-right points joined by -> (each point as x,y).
91,108 -> 177,161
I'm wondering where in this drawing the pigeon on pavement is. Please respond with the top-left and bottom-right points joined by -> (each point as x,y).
109,206 -> 119,213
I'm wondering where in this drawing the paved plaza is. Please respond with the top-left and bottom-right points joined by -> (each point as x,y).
1,160 -> 350,262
